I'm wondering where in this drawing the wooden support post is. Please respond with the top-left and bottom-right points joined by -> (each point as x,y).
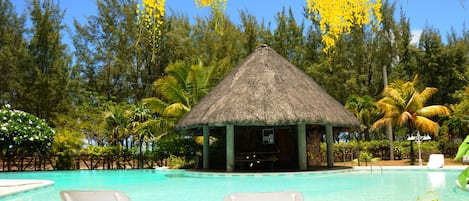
203,125 -> 210,169
226,124 -> 234,172
298,123 -> 307,170
326,124 -> 334,167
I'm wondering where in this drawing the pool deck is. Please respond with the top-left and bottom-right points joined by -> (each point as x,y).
0,179 -> 54,198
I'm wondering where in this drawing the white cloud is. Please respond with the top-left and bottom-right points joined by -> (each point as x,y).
410,30 -> 422,45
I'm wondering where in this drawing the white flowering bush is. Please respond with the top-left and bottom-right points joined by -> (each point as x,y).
0,104 -> 55,154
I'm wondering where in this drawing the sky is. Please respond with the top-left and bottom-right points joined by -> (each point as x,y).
12,0 -> 469,46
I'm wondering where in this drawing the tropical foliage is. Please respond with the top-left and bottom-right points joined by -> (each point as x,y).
370,75 -> 450,163
455,136 -> 469,190
0,105 -> 55,154
372,75 -> 450,135
1,0 -> 469,171
143,60 -> 215,134
53,129 -> 83,170
447,87 -> 469,138
455,135 -> 469,160
345,95 -> 379,141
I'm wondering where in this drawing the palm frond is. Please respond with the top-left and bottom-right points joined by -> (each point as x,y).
411,74 -> 419,83
407,88 -> 438,113
187,62 -> 209,104
420,87 -> 438,101
138,119 -> 168,140
376,97 -> 397,112
143,97 -> 168,114
103,110 -> 115,123
165,61 -> 189,90
398,80 -> 416,102
163,103 -> 190,118
103,105 -> 128,128
379,103 -> 400,118
387,79 -> 406,91
418,105 -> 451,117
382,88 -> 405,107
155,76 -> 190,106
414,116 -> 439,135
371,118 -> 392,131
345,95 -> 361,117
397,111 -> 412,126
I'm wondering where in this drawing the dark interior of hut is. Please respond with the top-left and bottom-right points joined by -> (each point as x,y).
197,126 -> 301,171
234,126 -> 298,170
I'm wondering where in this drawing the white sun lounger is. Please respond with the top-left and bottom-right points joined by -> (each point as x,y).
60,190 -> 131,201
223,191 -> 304,201
427,154 -> 445,168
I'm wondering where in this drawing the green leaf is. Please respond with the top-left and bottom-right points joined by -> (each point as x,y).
458,167 -> 469,190
454,135 -> 469,160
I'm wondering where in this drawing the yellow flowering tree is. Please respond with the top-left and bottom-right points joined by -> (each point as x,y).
137,0 -> 226,60
136,0 -> 383,55
306,0 -> 382,52
195,0 -> 227,34
136,0 -> 165,62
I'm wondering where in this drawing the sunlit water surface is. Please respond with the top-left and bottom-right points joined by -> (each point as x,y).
0,168 -> 468,201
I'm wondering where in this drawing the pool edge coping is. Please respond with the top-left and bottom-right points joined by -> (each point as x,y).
180,165 -> 468,177
352,165 -> 467,171
0,179 -> 54,198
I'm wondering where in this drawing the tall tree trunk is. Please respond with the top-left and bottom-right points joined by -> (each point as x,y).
139,139 -> 143,169
383,64 -> 394,160
408,124 -> 415,165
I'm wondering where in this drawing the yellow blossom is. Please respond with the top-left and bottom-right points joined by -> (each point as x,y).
195,0 -> 227,34
136,0 -> 166,61
306,0 -> 382,52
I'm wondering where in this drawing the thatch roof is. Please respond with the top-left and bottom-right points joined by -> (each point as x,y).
177,45 -> 359,129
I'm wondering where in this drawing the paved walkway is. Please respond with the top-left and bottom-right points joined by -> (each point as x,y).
0,179 -> 54,197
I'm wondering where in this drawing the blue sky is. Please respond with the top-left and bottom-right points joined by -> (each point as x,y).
12,0 -> 469,45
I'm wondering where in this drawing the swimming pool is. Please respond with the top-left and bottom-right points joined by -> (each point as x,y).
0,168 -> 468,201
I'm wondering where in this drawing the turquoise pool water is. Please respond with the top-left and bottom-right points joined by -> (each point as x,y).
0,169 -> 468,201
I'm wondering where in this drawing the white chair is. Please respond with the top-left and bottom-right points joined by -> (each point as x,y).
60,190 -> 131,201
223,191 -> 304,201
427,154 -> 445,168
463,155 -> 469,164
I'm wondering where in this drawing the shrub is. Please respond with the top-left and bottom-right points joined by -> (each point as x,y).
167,155 -> 195,169
0,104 -> 55,155
154,135 -> 197,160
53,129 -> 83,170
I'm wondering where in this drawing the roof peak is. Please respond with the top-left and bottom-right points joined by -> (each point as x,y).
257,44 -> 269,49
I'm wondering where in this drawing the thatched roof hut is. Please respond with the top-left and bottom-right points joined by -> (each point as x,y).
177,45 -> 359,171
177,45 -> 359,128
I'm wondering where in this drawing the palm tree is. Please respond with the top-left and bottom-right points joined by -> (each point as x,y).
103,104 -> 132,168
103,104 -> 130,147
141,60 -> 216,167
144,60 -> 215,127
345,95 -> 379,166
371,75 -> 450,164
345,95 -> 379,141
128,104 -> 153,169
